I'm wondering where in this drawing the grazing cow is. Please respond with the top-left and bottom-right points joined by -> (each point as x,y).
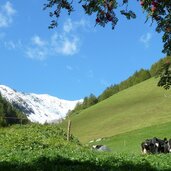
92,145 -> 111,152
92,145 -> 103,150
167,139 -> 171,153
156,137 -> 169,153
141,139 -> 150,154
141,138 -> 158,154
141,137 -> 169,154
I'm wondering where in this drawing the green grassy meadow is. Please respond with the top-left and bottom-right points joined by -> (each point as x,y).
91,121 -> 171,154
1,124 -> 171,171
61,78 -> 171,143
1,78 -> 171,170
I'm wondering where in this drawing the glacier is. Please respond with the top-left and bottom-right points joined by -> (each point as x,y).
0,85 -> 82,124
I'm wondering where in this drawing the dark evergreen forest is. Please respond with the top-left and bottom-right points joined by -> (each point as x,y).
0,94 -> 29,127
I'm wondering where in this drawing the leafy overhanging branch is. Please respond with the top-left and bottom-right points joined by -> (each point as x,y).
157,62 -> 171,90
44,0 -> 170,56
44,0 -> 171,89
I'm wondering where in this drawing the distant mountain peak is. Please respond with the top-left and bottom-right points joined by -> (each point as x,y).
0,85 -> 82,124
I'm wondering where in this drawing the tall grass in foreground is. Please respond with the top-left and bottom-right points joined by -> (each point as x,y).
1,124 -> 171,171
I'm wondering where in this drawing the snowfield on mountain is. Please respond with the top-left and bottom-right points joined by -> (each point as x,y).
0,85 -> 82,124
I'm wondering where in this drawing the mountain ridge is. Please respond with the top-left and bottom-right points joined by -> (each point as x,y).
0,85 -> 82,124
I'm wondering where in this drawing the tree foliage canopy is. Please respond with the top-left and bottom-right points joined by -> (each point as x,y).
0,94 -> 29,127
44,0 -> 171,56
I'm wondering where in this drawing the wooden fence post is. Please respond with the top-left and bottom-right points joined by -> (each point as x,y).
67,120 -> 71,141
20,118 -> 22,125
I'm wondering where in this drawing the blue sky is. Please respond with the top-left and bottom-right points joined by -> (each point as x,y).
0,0 -> 164,100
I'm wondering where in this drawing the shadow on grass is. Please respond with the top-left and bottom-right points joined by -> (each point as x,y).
0,155 -> 169,171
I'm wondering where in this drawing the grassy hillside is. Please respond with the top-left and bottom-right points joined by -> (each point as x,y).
1,124 -> 171,171
61,78 -> 171,143
91,121 -> 171,154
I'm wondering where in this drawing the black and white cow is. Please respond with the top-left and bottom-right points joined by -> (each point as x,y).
141,138 -> 158,154
167,139 -> 171,153
141,137 -> 170,154
92,145 -> 111,152
92,145 -> 103,150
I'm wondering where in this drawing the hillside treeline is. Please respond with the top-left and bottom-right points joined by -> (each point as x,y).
69,56 -> 171,116
0,94 -> 29,127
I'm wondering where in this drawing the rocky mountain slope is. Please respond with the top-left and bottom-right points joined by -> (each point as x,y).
0,85 -> 82,124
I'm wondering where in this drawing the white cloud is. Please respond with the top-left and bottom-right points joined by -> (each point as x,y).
140,33 -> 152,48
75,19 -> 88,28
51,33 -> 79,56
3,18 -> 89,61
0,1 -> 16,28
58,36 -> 79,55
0,14 -> 8,27
4,1 -> 16,16
5,40 -> 16,49
63,18 -> 90,33
32,35 -> 47,47
26,47 -> 47,61
25,33 -> 79,60
63,19 -> 73,33
25,35 -> 48,60
4,40 -> 22,50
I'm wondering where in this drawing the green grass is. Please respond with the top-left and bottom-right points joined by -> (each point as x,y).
90,121 -> 171,154
61,78 -> 171,143
1,124 -> 171,171
1,78 -> 171,170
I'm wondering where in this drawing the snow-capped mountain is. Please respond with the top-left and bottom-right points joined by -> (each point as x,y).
0,85 -> 82,124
